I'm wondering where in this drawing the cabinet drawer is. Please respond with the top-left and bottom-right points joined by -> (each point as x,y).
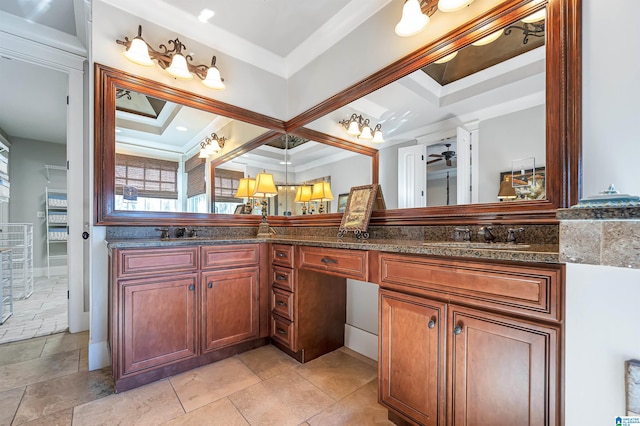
201,244 -> 259,269
271,314 -> 294,349
118,247 -> 198,277
379,254 -> 561,322
271,287 -> 294,320
298,246 -> 368,280
272,244 -> 294,268
272,265 -> 294,291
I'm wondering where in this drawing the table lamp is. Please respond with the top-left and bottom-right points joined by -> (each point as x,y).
310,181 -> 334,213
253,170 -> 278,236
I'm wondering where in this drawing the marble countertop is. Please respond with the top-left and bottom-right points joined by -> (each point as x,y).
107,236 -> 560,264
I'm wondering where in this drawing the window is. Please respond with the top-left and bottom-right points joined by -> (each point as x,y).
115,154 -> 179,211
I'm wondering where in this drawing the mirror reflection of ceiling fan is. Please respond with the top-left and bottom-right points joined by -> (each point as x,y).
427,143 -> 456,167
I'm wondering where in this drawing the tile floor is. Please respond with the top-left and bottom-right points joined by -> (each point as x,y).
0,331 -> 393,426
0,275 -> 68,345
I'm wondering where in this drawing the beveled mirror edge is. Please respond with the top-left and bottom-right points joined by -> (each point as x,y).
94,0 -> 581,227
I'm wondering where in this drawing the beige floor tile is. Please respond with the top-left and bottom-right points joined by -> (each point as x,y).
0,386 -> 25,425
0,350 -> 79,393
170,357 -> 261,413
72,380 -> 184,426
12,367 -> 113,424
295,350 -> 377,401
236,344 -> 299,380
161,397 -> 249,426
308,380 -> 393,426
78,347 -> 89,372
0,338 -> 46,367
338,346 -> 378,369
14,408 -> 72,426
41,331 -> 88,356
229,369 -> 334,426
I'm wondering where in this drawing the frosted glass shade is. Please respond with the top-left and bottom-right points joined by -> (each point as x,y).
438,0 -> 474,13
521,9 -> 546,23
372,129 -> 385,144
124,38 -> 153,66
395,0 -> 430,37
359,125 -> 373,140
347,120 -> 361,136
253,172 -> 277,197
203,66 -> 225,89
198,147 -> 208,159
471,30 -> 502,46
166,54 -> 193,80
311,182 -> 334,202
434,51 -> 458,64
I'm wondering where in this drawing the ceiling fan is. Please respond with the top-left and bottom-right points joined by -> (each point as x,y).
427,143 -> 456,167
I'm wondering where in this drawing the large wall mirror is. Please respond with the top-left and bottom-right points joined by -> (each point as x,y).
95,0 -> 580,226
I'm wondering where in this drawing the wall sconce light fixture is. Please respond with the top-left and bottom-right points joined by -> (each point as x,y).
339,114 -> 384,143
395,0 -> 475,37
117,25 -> 225,89
198,133 -> 226,159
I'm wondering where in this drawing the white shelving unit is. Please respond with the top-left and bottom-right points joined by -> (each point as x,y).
0,224 -> 33,299
45,188 -> 67,277
0,248 -> 12,324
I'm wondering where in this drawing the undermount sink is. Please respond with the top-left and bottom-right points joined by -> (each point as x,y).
422,242 -> 531,250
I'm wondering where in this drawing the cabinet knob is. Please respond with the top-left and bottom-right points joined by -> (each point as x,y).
208,282 -> 213,289
276,274 -> 287,281
453,324 -> 463,335
276,301 -> 287,307
276,252 -> 285,258
428,319 -> 436,329
321,257 -> 338,265
188,284 -> 195,291
276,328 -> 286,335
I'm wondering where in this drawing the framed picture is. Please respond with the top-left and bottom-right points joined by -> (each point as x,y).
338,184 -> 379,236
499,167 -> 546,200
337,193 -> 349,213
234,204 -> 245,214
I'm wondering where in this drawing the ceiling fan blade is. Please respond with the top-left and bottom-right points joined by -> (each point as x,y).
427,158 -> 442,165
428,154 -> 442,158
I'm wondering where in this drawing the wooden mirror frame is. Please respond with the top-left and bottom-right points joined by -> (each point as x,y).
95,0 -> 580,227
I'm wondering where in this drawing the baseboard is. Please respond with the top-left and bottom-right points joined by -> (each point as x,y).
88,339 -> 111,371
344,324 -> 378,361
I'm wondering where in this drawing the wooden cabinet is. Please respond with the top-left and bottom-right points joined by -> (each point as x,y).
201,267 -> 259,353
269,244 -> 348,363
109,244 -> 267,392
378,253 -> 563,426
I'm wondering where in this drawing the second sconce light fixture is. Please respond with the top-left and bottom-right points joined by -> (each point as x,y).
339,114 -> 384,143
117,25 -> 226,89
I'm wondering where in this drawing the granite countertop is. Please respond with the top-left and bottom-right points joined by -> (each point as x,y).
106,236 -> 560,264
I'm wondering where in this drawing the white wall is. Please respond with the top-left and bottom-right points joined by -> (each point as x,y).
8,137 -> 66,271
477,105 -> 545,203
564,0 -> 640,423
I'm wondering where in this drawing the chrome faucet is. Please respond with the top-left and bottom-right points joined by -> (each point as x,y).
478,226 -> 496,243
454,227 -> 472,242
507,227 -> 525,244
175,227 -> 186,238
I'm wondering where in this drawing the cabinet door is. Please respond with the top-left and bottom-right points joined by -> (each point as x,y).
120,274 -> 198,376
201,267 -> 259,353
379,290 -> 446,426
449,305 -> 558,426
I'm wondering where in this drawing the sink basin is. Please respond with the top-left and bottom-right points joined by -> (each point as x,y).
422,242 -> 531,250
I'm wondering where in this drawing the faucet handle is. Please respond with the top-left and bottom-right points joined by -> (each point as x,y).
454,227 -> 472,242
188,228 -> 198,238
507,227 -> 525,243
155,228 -> 169,239
479,226 -> 496,242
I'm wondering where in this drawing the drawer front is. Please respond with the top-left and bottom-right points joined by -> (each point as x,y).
118,247 -> 198,277
379,254 -> 561,322
272,265 -> 294,292
201,244 -> 259,269
272,244 -> 294,268
298,246 -> 368,280
271,287 -> 294,320
271,314 -> 294,349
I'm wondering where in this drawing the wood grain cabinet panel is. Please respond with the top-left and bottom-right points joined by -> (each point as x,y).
298,246 -> 368,280
201,244 -> 259,269
272,244 -> 294,268
118,247 -> 198,277
379,290 -> 446,426
271,287 -> 294,320
448,305 -> 558,426
272,265 -> 294,292
201,267 -> 260,353
120,274 -> 198,377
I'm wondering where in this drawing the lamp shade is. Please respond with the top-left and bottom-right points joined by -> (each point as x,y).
497,176 -> 518,200
166,54 -> 193,80
294,185 -> 312,203
235,177 -> 256,198
395,0 -> 430,37
434,51 -> 458,64
372,129 -> 385,144
347,120 -> 361,136
471,29 -> 502,46
124,37 -> 153,66
198,147 -> 208,159
521,9 -> 546,23
203,66 -> 225,89
359,125 -> 373,140
310,182 -> 334,202
438,0 -> 474,13
253,172 -> 277,197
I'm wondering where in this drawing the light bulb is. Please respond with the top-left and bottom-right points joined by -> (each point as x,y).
395,0 -> 430,37
124,38 -> 153,66
438,0 -> 474,13
203,66 -> 225,89
166,54 -> 193,80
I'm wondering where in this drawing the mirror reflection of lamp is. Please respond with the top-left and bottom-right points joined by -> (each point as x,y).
497,175 -> 518,201
234,176 -> 256,214
310,181 -> 334,214
253,171 -> 278,237
294,184 -> 313,215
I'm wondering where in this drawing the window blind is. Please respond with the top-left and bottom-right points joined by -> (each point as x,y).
214,168 -> 243,203
115,154 -> 178,199
185,154 -> 206,198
